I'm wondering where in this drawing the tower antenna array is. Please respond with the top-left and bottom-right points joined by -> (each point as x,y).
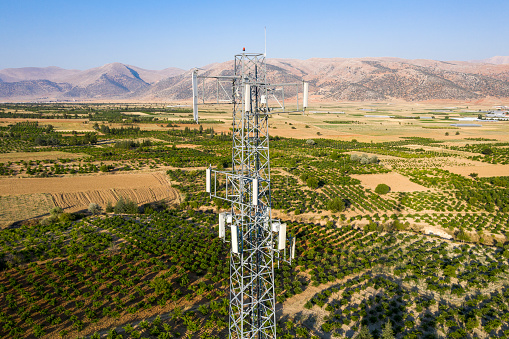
193,49 -> 306,338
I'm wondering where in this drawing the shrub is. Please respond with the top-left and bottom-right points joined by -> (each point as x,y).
40,215 -> 58,226
50,206 -> 64,216
100,164 -> 110,172
105,202 -> 114,213
327,197 -> 346,213
375,184 -> 390,195
306,139 -> 316,145
300,173 -> 309,182
88,203 -> 102,215
150,277 -> 170,295
306,177 -> 319,189
58,213 -> 76,223
114,197 -> 139,214
481,147 -> 493,155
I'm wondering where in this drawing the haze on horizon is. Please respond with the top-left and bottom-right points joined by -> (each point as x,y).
1,0 -> 508,71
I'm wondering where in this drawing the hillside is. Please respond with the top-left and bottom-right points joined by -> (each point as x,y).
1,57 -> 509,101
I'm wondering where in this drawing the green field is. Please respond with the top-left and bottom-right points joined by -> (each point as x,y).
1,103 -> 509,338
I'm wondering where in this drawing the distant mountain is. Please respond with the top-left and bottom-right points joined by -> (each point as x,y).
471,56 -> 509,65
141,57 -> 509,102
1,58 -> 509,101
0,66 -> 80,83
0,63 -> 185,100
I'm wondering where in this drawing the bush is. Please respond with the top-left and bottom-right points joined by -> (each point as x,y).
481,147 -> 493,155
327,197 -> 346,213
50,206 -> 64,216
114,197 -> 139,214
88,203 -> 102,215
58,213 -> 76,223
375,184 -> 390,194
105,202 -> 114,213
306,177 -> 319,189
40,215 -> 58,226
100,164 -> 111,172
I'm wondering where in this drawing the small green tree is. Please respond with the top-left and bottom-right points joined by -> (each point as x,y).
88,203 -> 102,215
382,320 -> 395,339
50,206 -> 64,216
354,325 -> 373,339
481,147 -> 493,155
375,184 -> 390,194
100,164 -> 110,172
306,177 -> 319,189
327,197 -> 346,213
114,197 -> 138,214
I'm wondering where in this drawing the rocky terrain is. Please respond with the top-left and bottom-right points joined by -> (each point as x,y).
1,57 -> 509,102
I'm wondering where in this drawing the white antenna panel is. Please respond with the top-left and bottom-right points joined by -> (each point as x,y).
271,221 -> 280,233
252,178 -> 258,206
245,84 -> 251,112
278,223 -> 286,250
206,168 -> 211,193
291,237 -> 296,259
303,82 -> 309,109
219,212 -> 226,238
192,71 -> 199,123
231,225 -> 239,254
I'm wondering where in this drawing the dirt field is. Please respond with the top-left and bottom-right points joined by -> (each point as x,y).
189,101 -> 509,142
351,172 -> 431,192
444,164 -> 509,178
0,172 -> 179,226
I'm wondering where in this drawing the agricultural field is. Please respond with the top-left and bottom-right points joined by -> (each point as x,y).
0,102 -> 509,338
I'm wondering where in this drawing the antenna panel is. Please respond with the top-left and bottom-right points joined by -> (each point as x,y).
278,223 -> 287,250
192,71 -> 199,123
205,168 -> 211,193
303,82 -> 309,109
231,225 -> 239,254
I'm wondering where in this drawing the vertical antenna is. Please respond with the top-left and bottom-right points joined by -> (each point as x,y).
264,26 -> 267,57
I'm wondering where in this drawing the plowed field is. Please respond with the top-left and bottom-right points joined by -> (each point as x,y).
0,172 -> 179,227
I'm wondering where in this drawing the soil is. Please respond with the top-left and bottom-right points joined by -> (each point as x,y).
444,164 -> 509,178
351,172 -> 430,192
0,172 -> 179,225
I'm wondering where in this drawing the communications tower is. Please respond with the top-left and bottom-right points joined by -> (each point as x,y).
193,49 -> 307,339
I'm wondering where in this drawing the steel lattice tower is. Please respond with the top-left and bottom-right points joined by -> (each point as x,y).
195,50 -> 306,339
228,52 -> 275,339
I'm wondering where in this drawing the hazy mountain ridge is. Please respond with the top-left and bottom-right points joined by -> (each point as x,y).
1,57 -> 509,101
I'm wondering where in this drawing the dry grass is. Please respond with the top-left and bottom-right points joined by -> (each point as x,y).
0,193 -> 55,228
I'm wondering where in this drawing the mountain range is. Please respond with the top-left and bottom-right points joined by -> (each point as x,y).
1,56 -> 508,102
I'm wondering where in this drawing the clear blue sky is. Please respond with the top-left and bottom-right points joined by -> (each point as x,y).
1,0 -> 508,70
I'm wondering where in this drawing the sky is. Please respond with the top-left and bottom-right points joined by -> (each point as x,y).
0,0 -> 508,70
